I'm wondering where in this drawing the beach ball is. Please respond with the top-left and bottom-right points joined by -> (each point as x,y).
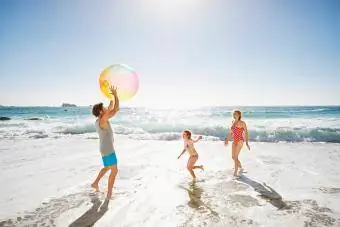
99,64 -> 139,101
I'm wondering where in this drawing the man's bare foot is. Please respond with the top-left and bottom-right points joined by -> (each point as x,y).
91,183 -> 99,192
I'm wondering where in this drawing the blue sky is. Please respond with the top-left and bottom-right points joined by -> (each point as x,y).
0,0 -> 339,107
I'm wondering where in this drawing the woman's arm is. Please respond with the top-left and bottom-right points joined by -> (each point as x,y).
224,128 -> 233,145
243,122 -> 250,150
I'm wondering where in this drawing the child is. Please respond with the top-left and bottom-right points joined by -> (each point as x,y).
178,130 -> 204,179
91,86 -> 119,199
224,110 -> 250,179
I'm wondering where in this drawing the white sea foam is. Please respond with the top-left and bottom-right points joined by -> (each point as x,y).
1,106 -> 340,142
1,117 -> 340,142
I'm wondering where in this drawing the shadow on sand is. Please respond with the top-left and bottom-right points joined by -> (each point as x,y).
69,194 -> 110,227
238,174 -> 289,210
179,180 -> 219,216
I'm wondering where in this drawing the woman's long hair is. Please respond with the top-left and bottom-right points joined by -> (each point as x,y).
232,110 -> 242,125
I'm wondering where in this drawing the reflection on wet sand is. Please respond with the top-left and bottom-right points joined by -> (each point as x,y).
69,194 -> 110,227
179,180 -> 219,216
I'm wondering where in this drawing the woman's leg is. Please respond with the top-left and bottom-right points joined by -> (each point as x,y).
232,142 -> 238,177
91,167 -> 109,191
238,153 -> 243,171
234,141 -> 244,177
187,156 -> 198,179
107,165 -> 118,198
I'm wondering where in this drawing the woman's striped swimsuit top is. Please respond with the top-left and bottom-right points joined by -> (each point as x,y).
231,125 -> 244,142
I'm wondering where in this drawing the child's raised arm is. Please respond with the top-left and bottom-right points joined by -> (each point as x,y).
193,135 -> 203,143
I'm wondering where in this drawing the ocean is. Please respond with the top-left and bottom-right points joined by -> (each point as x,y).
1,106 -> 340,142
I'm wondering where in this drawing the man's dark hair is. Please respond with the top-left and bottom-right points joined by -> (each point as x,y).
92,103 -> 103,117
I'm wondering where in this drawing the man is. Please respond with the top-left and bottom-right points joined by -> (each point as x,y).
91,86 -> 119,198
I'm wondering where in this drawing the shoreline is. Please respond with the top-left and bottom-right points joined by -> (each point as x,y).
2,134 -> 340,144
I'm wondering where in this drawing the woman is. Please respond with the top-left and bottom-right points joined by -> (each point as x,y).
178,130 -> 204,179
224,110 -> 250,179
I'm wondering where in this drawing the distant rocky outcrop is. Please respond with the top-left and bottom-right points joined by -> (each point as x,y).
0,117 -> 11,121
61,103 -> 77,108
26,117 -> 42,121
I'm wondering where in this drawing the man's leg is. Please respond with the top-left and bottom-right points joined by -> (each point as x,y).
91,167 -> 109,191
107,165 -> 118,198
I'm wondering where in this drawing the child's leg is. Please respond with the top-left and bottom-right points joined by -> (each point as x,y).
107,165 -> 118,198
187,168 -> 196,179
192,157 -> 204,171
91,167 -> 109,191
192,165 -> 204,170
187,157 -> 197,179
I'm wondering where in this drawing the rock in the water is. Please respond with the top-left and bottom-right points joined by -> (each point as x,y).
26,117 -> 42,121
61,103 -> 77,107
0,117 -> 11,121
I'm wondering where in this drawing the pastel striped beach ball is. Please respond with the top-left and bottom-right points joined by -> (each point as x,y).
99,64 -> 139,101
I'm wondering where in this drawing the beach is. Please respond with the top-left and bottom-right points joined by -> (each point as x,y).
1,106 -> 340,226
1,0 -> 339,225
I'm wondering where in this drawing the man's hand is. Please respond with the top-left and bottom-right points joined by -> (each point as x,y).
107,85 -> 120,118
109,86 -> 118,98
